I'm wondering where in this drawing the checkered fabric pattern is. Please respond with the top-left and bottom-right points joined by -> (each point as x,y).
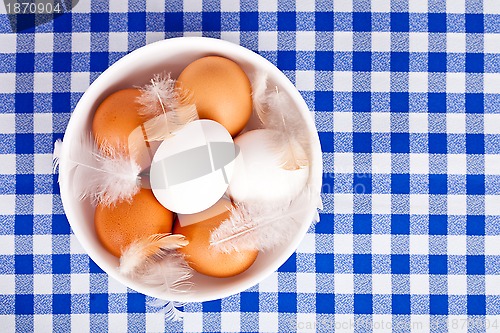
0,0 -> 499,332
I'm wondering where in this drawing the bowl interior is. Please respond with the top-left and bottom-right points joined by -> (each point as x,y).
59,37 -> 322,302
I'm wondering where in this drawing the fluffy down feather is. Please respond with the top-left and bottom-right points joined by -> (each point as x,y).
52,136 -> 141,206
210,189 -> 315,253
119,234 -> 193,294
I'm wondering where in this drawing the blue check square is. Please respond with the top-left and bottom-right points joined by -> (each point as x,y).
391,255 -> 410,274
354,294 -> 372,314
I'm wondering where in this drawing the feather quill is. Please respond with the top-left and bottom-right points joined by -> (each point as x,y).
136,72 -> 198,141
210,189 -> 314,253
119,233 -> 193,294
52,136 -> 141,206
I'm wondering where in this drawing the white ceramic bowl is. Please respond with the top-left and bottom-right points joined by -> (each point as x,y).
58,37 -> 322,302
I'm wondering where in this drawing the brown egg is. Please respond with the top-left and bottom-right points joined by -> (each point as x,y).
173,199 -> 258,278
94,188 -> 173,257
176,56 -> 252,137
92,88 -> 144,151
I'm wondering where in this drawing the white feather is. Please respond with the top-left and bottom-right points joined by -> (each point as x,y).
251,71 -> 268,124
264,89 -> 310,170
210,189 -> 315,253
53,136 -> 141,206
52,139 -> 63,173
147,299 -> 186,321
136,72 -> 193,118
142,104 -> 198,142
136,72 -> 198,141
119,234 -> 193,294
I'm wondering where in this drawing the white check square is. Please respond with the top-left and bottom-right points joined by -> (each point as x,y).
34,73 -> 53,93
108,314 -> 128,332
108,32 -> 128,52
295,71 -> 315,91
109,1 -> 129,12
334,0 -> 352,12
334,71 -> 353,91
446,73 -> 466,93
70,314 -> 90,332
297,272 -> 317,293
259,313 -> 279,333
0,114 -> 15,134
486,195 -> 500,215
448,275 -> 467,295
34,274 -> 53,294
0,34 -> 16,53
334,153 -> 354,173
447,235 -> 467,255
484,34 -> 500,53
371,112 -> 391,132
485,154 -> 500,175
258,0 -> 277,11
372,274 -> 392,294
410,194 -> 429,214
409,32 -> 428,52
447,195 -> 467,215
372,154 -> 392,174
146,313 -> 165,332
410,275 -> 429,294
334,274 -> 354,293
408,112 -> 429,133
409,0 -> 428,12
447,154 -> 467,175
446,0 -> 465,13
371,32 -> 391,52
446,33 -> 466,53
35,33 -> 53,53
0,235 -> 14,255
71,72 -> 91,93
258,31 -> 278,51
486,275 -> 500,295
371,72 -> 391,92
334,194 -> 354,214
334,234 -> 353,254
484,74 -> 500,94
146,0 -> 166,12
71,33 -> 91,53
0,274 -> 14,294
409,235 -> 429,255
71,274 -> 90,294
33,114 -> 52,134
220,32 -> 240,45
34,194 -> 53,215
34,315 -> 53,332
372,234 -> 392,254
0,73 -> 15,94
409,72 -> 428,93
33,235 -> 52,255
297,233 -> 316,253
372,0 -> 391,12
334,32 -> 353,51
410,153 -> 429,174
296,31 -> 316,51
446,114 -> 466,134
333,112 -> 353,132
221,312 -> 241,332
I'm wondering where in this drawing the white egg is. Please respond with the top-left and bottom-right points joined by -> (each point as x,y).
228,129 -> 309,204
149,120 -> 236,214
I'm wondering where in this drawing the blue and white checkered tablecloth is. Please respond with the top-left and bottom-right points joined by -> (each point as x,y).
1,0 -> 500,332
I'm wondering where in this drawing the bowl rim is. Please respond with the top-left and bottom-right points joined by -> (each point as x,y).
58,36 -> 323,302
